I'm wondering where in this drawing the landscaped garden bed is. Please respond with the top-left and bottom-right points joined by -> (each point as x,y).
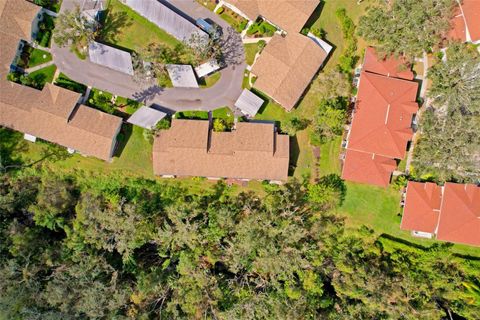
54,73 -> 87,94
87,88 -> 115,114
246,19 -> 277,37
216,6 -> 248,33
7,64 -> 57,90
35,12 -> 55,47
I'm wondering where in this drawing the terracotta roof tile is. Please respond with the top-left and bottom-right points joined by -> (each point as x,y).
0,0 -> 39,40
436,183 -> 480,246
363,47 -> 414,80
347,71 -> 418,159
401,182 -> 442,233
341,149 -> 397,187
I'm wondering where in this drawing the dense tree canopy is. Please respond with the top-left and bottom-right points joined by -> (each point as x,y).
0,163 -> 479,319
413,43 -> 480,182
358,0 -> 455,59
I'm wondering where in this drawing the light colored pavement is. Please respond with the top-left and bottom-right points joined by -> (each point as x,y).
51,0 -> 246,112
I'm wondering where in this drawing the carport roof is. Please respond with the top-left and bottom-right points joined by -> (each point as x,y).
166,64 -> 199,88
127,106 -> 167,129
88,41 -> 134,75
234,89 -> 264,117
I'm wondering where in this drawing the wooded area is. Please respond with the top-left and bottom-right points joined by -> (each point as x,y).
1,145 -> 479,318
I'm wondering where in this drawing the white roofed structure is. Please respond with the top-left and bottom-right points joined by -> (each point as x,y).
127,106 -> 167,129
166,64 -> 199,88
194,60 -> 221,78
124,0 -> 208,42
88,41 -> 134,75
234,89 -> 264,117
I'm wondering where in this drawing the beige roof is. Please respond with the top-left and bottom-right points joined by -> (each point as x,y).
0,0 -> 39,40
0,1 -> 124,161
0,84 -> 123,161
227,0 -> 319,33
251,33 -> 327,110
153,119 -> 289,181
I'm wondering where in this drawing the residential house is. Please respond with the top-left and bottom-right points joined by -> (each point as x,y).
401,181 -> 480,247
221,0 -> 330,111
0,0 -> 123,162
341,47 -> 419,187
153,119 -> 289,182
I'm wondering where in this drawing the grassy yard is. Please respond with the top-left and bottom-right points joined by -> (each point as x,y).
337,181 -> 479,257
28,64 -> 57,87
318,136 -> 342,176
28,48 -> 52,68
105,0 -> 182,52
175,107 -> 233,122
87,88 -> 115,114
199,72 -> 221,88
244,41 -> 266,65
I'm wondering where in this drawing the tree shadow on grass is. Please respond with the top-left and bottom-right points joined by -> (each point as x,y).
97,10 -> 133,45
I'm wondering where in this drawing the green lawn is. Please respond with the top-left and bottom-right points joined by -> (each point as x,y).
337,181 -> 479,257
175,107 -> 233,122
244,41 -> 266,65
105,0 -> 182,52
28,64 -> 57,87
318,136 -> 342,176
199,72 -> 221,88
28,48 -> 52,68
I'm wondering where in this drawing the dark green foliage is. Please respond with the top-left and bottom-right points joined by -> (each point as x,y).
358,0 -> 454,59
310,96 -> 348,145
87,88 -> 115,114
282,117 -> 310,136
413,43 -> 480,182
0,162 -> 479,318
336,8 -> 358,73
35,13 -> 55,47
54,73 -> 87,94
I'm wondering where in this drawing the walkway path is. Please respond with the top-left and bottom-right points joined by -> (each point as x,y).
51,0 -> 246,113
24,60 -> 55,73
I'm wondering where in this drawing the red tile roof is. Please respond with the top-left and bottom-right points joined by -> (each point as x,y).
448,0 -> 480,43
347,71 -> 418,159
436,183 -> 480,247
401,182 -> 442,233
363,47 -> 414,80
341,149 -> 396,187
461,0 -> 480,42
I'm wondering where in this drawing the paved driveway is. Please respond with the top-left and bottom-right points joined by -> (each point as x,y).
52,0 -> 246,112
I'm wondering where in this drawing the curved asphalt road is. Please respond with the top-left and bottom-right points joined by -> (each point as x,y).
52,0 -> 246,112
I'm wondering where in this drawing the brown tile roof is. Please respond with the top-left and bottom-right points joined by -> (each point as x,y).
363,47 -> 414,80
0,1 -> 124,161
341,149 -> 397,187
37,83 -> 81,120
347,71 -> 418,159
227,0 -> 319,33
0,84 -> 123,161
436,183 -> 480,247
251,33 -> 327,111
0,0 -> 39,40
401,182 -> 442,234
153,119 -> 289,181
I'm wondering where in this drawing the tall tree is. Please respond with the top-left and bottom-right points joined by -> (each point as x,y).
358,0 -> 455,59
428,42 -> 480,115
53,6 -> 98,56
